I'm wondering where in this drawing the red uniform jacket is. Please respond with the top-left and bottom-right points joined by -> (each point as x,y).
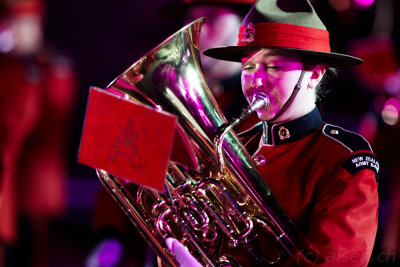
0,51 -> 76,244
240,107 -> 379,266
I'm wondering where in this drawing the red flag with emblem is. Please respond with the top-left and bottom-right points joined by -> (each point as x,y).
78,87 -> 189,191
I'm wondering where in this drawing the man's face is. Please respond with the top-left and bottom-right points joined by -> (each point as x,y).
241,49 -> 317,122
184,5 -> 242,71
0,13 -> 43,56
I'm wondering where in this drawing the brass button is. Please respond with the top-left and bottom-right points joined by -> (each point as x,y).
253,154 -> 266,166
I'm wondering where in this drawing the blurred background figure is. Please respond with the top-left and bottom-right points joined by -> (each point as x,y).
0,0 -> 77,266
164,0 -> 255,124
182,0 -> 252,121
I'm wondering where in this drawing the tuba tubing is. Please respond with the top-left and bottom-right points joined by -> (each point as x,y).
95,18 -> 301,266
215,92 -> 270,174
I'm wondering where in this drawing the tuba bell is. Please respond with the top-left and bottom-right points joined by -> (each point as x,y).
94,18 -> 301,266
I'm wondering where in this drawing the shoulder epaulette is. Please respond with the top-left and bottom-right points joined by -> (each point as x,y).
323,124 -> 372,152
323,124 -> 379,182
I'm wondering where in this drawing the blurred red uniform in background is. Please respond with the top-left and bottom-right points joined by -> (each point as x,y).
0,0 -> 76,266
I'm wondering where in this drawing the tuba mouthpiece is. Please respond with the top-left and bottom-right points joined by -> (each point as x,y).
250,92 -> 270,112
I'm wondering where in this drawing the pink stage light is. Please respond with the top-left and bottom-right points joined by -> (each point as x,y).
382,98 -> 400,126
354,0 -> 375,8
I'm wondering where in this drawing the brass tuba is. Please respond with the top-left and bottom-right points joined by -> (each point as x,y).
95,18 -> 301,266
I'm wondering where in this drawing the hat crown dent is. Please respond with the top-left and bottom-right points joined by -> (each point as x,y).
243,0 -> 326,31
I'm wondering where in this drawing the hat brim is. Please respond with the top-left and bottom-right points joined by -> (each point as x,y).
203,46 -> 363,67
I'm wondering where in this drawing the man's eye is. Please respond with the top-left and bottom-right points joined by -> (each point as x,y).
267,65 -> 282,70
243,65 -> 255,71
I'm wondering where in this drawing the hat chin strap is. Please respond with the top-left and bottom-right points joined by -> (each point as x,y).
268,69 -> 306,123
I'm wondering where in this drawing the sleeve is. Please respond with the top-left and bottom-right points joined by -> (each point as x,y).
286,167 -> 379,266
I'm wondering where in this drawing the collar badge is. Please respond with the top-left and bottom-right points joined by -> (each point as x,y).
278,126 -> 291,140
241,23 -> 255,43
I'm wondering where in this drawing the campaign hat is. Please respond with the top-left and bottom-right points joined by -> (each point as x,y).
204,0 -> 363,66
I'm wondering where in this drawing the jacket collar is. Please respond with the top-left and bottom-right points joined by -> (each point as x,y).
262,107 -> 323,146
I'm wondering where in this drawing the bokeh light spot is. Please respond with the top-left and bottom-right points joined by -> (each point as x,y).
382,98 -> 400,125
0,30 -> 14,53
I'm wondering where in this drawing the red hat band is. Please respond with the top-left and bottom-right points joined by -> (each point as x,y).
237,22 -> 331,53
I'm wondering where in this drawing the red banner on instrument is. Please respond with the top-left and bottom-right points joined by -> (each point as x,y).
78,87 -> 178,191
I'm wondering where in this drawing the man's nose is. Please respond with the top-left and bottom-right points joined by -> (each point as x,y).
252,77 -> 263,87
251,68 -> 267,88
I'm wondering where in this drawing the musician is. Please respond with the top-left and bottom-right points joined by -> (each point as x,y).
0,0 -> 76,266
168,0 -> 379,266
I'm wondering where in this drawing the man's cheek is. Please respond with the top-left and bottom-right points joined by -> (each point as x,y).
241,88 -> 252,104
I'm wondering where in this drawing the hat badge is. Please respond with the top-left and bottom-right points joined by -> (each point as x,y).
241,23 -> 255,43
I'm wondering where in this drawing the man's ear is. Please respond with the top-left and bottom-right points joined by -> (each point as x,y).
308,65 -> 326,89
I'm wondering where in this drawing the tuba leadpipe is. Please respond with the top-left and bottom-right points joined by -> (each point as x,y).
95,18 -> 301,266
215,92 -> 270,174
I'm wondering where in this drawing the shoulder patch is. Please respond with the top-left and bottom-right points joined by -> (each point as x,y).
342,152 -> 380,182
323,124 -> 372,152
324,125 -> 379,181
